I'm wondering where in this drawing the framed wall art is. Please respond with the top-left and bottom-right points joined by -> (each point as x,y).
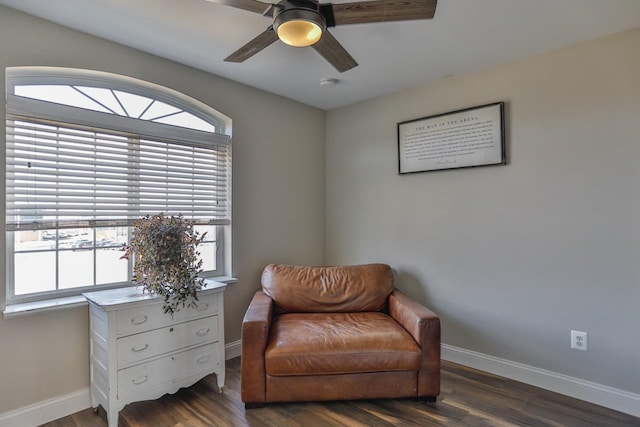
398,102 -> 506,174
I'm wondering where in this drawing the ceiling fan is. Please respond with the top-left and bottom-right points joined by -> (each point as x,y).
206,0 -> 437,72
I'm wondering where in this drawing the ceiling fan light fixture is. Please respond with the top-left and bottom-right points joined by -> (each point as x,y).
274,9 -> 326,47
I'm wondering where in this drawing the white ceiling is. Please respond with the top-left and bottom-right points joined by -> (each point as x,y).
1,0 -> 640,110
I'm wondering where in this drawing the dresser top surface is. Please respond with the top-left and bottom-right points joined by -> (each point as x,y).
83,279 -> 227,308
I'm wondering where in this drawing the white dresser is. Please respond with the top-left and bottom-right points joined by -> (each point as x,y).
83,280 -> 227,427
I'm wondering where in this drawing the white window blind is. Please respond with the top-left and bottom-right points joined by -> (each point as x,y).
6,114 -> 231,231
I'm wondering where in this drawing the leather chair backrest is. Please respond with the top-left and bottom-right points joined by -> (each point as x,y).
261,263 -> 394,313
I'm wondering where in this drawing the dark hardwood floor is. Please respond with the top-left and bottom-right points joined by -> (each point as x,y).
42,357 -> 640,427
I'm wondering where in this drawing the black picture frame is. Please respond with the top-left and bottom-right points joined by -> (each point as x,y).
398,102 -> 506,174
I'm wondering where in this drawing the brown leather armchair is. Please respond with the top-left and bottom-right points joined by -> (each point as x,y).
241,263 -> 441,408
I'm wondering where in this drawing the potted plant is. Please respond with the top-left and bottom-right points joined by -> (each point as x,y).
121,213 -> 207,315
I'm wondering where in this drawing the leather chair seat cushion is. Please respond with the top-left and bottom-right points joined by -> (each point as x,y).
261,264 -> 394,313
265,312 -> 421,376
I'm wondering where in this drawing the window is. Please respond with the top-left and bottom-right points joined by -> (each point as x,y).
5,67 -> 232,305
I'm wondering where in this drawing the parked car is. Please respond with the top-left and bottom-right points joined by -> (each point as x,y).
96,238 -> 118,248
59,231 -> 74,239
42,231 -> 56,240
72,239 -> 93,250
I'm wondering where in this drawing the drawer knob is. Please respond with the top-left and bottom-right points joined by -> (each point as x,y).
131,315 -> 148,325
196,302 -> 210,312
132,375 -> 148,385
196,328 -> 210,337
196,354 -> 210,364
131,343 -> 149,352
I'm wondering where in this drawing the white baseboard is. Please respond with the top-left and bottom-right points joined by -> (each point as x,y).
0,340 -> 244,427
225,339 -> 242,360
442,343 -> 640,418
0,388 -> 91,427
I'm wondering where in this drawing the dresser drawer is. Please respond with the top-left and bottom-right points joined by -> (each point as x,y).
117,342 -> 220,399
116,292 -> 218,336
117,315 -> 219,366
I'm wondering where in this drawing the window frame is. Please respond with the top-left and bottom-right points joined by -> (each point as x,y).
4,67 -> 232,306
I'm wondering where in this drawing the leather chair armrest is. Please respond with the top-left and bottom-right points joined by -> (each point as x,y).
241,290 -> 273,405
389,290 -> 441,397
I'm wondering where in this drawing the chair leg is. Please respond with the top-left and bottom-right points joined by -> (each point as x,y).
245,402 -> 267,409
419,396 -> 437,403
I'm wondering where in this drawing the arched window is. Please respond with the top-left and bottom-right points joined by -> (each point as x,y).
5,67 -> 232,305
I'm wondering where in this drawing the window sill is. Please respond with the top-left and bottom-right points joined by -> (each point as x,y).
3,295 -> 88,319
3,276 -> 238,319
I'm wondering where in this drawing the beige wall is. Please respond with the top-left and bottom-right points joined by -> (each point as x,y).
2,1 -> 639,419
0,6 -> 325,413
326,28 -> 640,395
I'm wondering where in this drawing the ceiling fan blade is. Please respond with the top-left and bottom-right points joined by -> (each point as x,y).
330,0 -> 437,25
312,31 -> 358,73
225,26 -> 279,63
204,0 -> 273,15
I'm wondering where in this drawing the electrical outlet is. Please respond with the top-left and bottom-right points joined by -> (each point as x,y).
571,330 -> 588,351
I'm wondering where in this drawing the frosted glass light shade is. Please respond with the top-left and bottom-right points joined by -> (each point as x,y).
274,9 -> 325,47
277,20 -> 323,47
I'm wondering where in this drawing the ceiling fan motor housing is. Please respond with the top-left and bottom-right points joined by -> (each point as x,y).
273,1 -> 327,47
